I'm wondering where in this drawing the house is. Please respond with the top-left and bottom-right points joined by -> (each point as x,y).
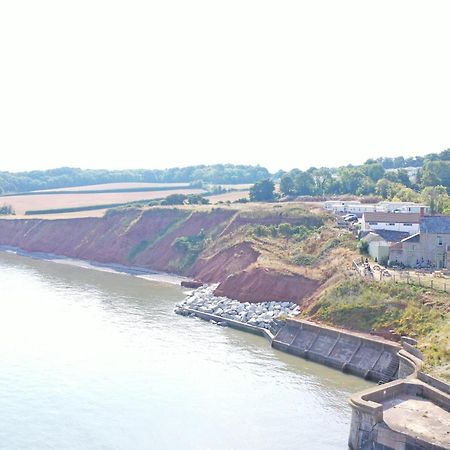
378,202 -> 429,214
361,212 -> 420,234
389,216 -> 450,269
361,230 -> 410,264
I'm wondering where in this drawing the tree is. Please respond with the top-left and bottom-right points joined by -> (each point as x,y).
421,161 -> 450,191
364,163 -> 385,182
392,187 -> 420,203
0,204 -> 15,215
356,177 -> 376,196
421,186 -> 448,214
161,194 -> 188,205
280,175 -> 296,196
249,179 -> 276,202
375,179 -> 397,199
293,171 -> 315,195
338,168 -> 365,194
439,149 -> 450,161
186,194 -> 209,205
312,168 -> 333,195
396,169 -> 412,188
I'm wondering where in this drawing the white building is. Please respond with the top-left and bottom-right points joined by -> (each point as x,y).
361,212 -> 420,234
324,201 -> 362,213
324,201 -> 384,215
378,202 -> 429,214
325,200 -> 429,216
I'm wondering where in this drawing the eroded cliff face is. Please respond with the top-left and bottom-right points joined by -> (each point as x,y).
0,207 -> 324,305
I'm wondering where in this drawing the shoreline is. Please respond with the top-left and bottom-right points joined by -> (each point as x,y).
0,245 -> 190,286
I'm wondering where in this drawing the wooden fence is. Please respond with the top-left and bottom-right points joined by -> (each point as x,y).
352,260 -> 449,293
378,271 -> 449,293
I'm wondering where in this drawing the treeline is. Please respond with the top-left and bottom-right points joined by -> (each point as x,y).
0,165 -> 270,194
368,149 -> 450,169
279,148 -> 450,199
2,149 -> 450,199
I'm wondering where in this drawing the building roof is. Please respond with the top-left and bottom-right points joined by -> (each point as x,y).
373,230 -> 410,243
401,233 -> 420,243
420,216 -> 450,234
361,232 -> 385,243
363,212 -> 420,224
361,230 -> 410,243
379,201 -> 425,206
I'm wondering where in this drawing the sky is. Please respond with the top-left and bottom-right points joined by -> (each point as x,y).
1,1 -> 450,173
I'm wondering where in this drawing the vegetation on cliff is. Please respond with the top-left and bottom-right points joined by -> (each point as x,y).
305,277 -> 450,381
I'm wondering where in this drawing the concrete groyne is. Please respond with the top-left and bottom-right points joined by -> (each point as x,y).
272,320 -> 400,383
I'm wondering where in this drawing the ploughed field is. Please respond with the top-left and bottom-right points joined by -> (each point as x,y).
206,190 -> 250,203
0,182 -> 250,218
0,185 -> 205,217
36,182 -> 191,192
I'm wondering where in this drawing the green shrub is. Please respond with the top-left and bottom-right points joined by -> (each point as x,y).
173,230 -> 206,269
358,240 -> 369,254
292,254 -> 316,266
0,204 -> 15,215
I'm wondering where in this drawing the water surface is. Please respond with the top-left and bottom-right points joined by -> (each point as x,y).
0,252 -> 371,449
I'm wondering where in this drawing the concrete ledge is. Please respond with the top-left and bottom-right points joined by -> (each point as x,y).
177,307 -> 275,342
398,348 -> 423,378
418,372 -> 450,396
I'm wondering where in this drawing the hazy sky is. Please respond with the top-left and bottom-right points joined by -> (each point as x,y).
1,1 -> 449,173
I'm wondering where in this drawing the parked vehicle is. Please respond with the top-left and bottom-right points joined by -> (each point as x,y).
344,214 -> 358,222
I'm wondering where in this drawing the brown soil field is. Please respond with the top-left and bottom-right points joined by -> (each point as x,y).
208,191 -> 249,203
218,184 -> 253,190
36,182 -> 191,192
1,189 -> 205,215
10,209 -> 110,220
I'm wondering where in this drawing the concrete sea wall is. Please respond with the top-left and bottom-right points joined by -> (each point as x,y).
272,320 -> 400,383
348,341 -> 450,450
177,290 -> 401,384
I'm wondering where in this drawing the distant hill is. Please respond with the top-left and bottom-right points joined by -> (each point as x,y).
0,165 -> 270,194
1,148 -> 449,197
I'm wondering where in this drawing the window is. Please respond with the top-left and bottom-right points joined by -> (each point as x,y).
437,236 -> 443,246
388,223 -> 395,226
404,223 -> 413,226
369,222 -> 378,225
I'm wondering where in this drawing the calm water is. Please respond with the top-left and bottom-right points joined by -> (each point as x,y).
0,251 -> 371,450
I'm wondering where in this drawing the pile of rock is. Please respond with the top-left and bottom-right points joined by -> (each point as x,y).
175,285 -> 300,330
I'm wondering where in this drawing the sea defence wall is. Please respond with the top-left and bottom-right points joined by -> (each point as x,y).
272,320 -> 400,383
178,308 -> 401,383
348,341 -> 450,450
348,378 -> 450,449
178,307 -> 275,342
